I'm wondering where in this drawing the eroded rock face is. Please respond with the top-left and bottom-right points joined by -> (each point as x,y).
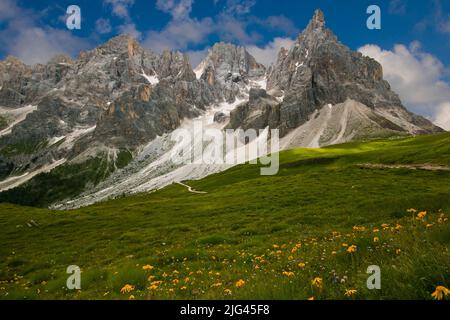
196,42 -> 266,102
266,9 -> 403,134
228,89 -> 280,130
0,35 -> 264,181
231,9 -> 442,138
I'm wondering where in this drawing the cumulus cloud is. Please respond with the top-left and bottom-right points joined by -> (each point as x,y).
0,0 -> 91,65
359,42 -> 450,130
246,37 -> 295,67
156,0 -> 193,20
0,0 -> 20,20
263,15 -> 299,35
6,27 -> 91,65
225,0 -> 256,15
143,17 -> 214,53
104,0 -> 135,19
144,0 -> 297,55
142,0 -> 215,53
95,18 -> 112,34
104,0 -> 141,39
118,23 -> 142,39
434,103 -> 450,129
216,13 -> 261,44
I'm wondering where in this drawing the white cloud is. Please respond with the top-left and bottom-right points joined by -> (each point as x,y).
216,13 -> 261,44
142,0 -> 214,52
118,23 -> 142,40
0,0 -> 20,20
156,0 -> 193,20
225,0 -> 256,15
95,18 -> 112,34
359,42 -> 450,130
263,15 -> 299,35
0,0 -> 91,65
7,27 -> 90,65
435,102 -> 450,130
104,0 -> 142,39
143,17 -> 214,53
246,37 -> 295,67
104,0 -> 135,19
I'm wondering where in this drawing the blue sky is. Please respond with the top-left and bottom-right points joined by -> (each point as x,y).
0,0 -> 449,128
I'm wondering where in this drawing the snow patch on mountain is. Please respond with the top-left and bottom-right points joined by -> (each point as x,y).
0,105 -> 38,137
56,96 -> 251,209
0,158 -> 67,192
141,69 -> 159,85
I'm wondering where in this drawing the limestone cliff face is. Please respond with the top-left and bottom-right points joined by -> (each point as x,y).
195,42 -> 266,102
230,9 -> 443,138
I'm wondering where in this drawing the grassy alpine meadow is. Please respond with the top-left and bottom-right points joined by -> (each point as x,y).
0,133 -> 450,300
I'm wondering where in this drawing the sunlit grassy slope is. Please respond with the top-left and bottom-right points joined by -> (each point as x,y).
0,133 -> 450,300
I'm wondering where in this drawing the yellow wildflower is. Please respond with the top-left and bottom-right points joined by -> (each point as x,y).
142,265 -> 154,271
224,289 -> 232,295
128,295 -> 135,300
311,277 -> 322,288
308,296 -> 315,300
235,279 -> 246,288
344,289 -> 357,297
373,237 -> 379,243
120,284 -> 135,294
282,271 -> 295,277
407,208 -> 417,213
298,262 -> 306,269
211,283 -> 222,288
416,211 -> 427,220
395,224 -> 402,231
381,224 -> 390,230
347,245 -> 357,254
431,286 -> 450,300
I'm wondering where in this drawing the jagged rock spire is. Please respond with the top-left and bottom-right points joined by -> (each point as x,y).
307,9 -> 325,30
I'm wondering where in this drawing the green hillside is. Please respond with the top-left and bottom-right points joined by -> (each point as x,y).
1,133 -> 450,300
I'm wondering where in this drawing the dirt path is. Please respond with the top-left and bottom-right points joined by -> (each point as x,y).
358,163 -> 450,172
175,182 -> 208,194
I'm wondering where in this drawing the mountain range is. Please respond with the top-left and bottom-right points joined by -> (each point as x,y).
0,9 -> 443,208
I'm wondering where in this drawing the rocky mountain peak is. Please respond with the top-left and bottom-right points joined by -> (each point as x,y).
99,34 -> 139,53
307,9 -> 325,30
197,42 -> 265,83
